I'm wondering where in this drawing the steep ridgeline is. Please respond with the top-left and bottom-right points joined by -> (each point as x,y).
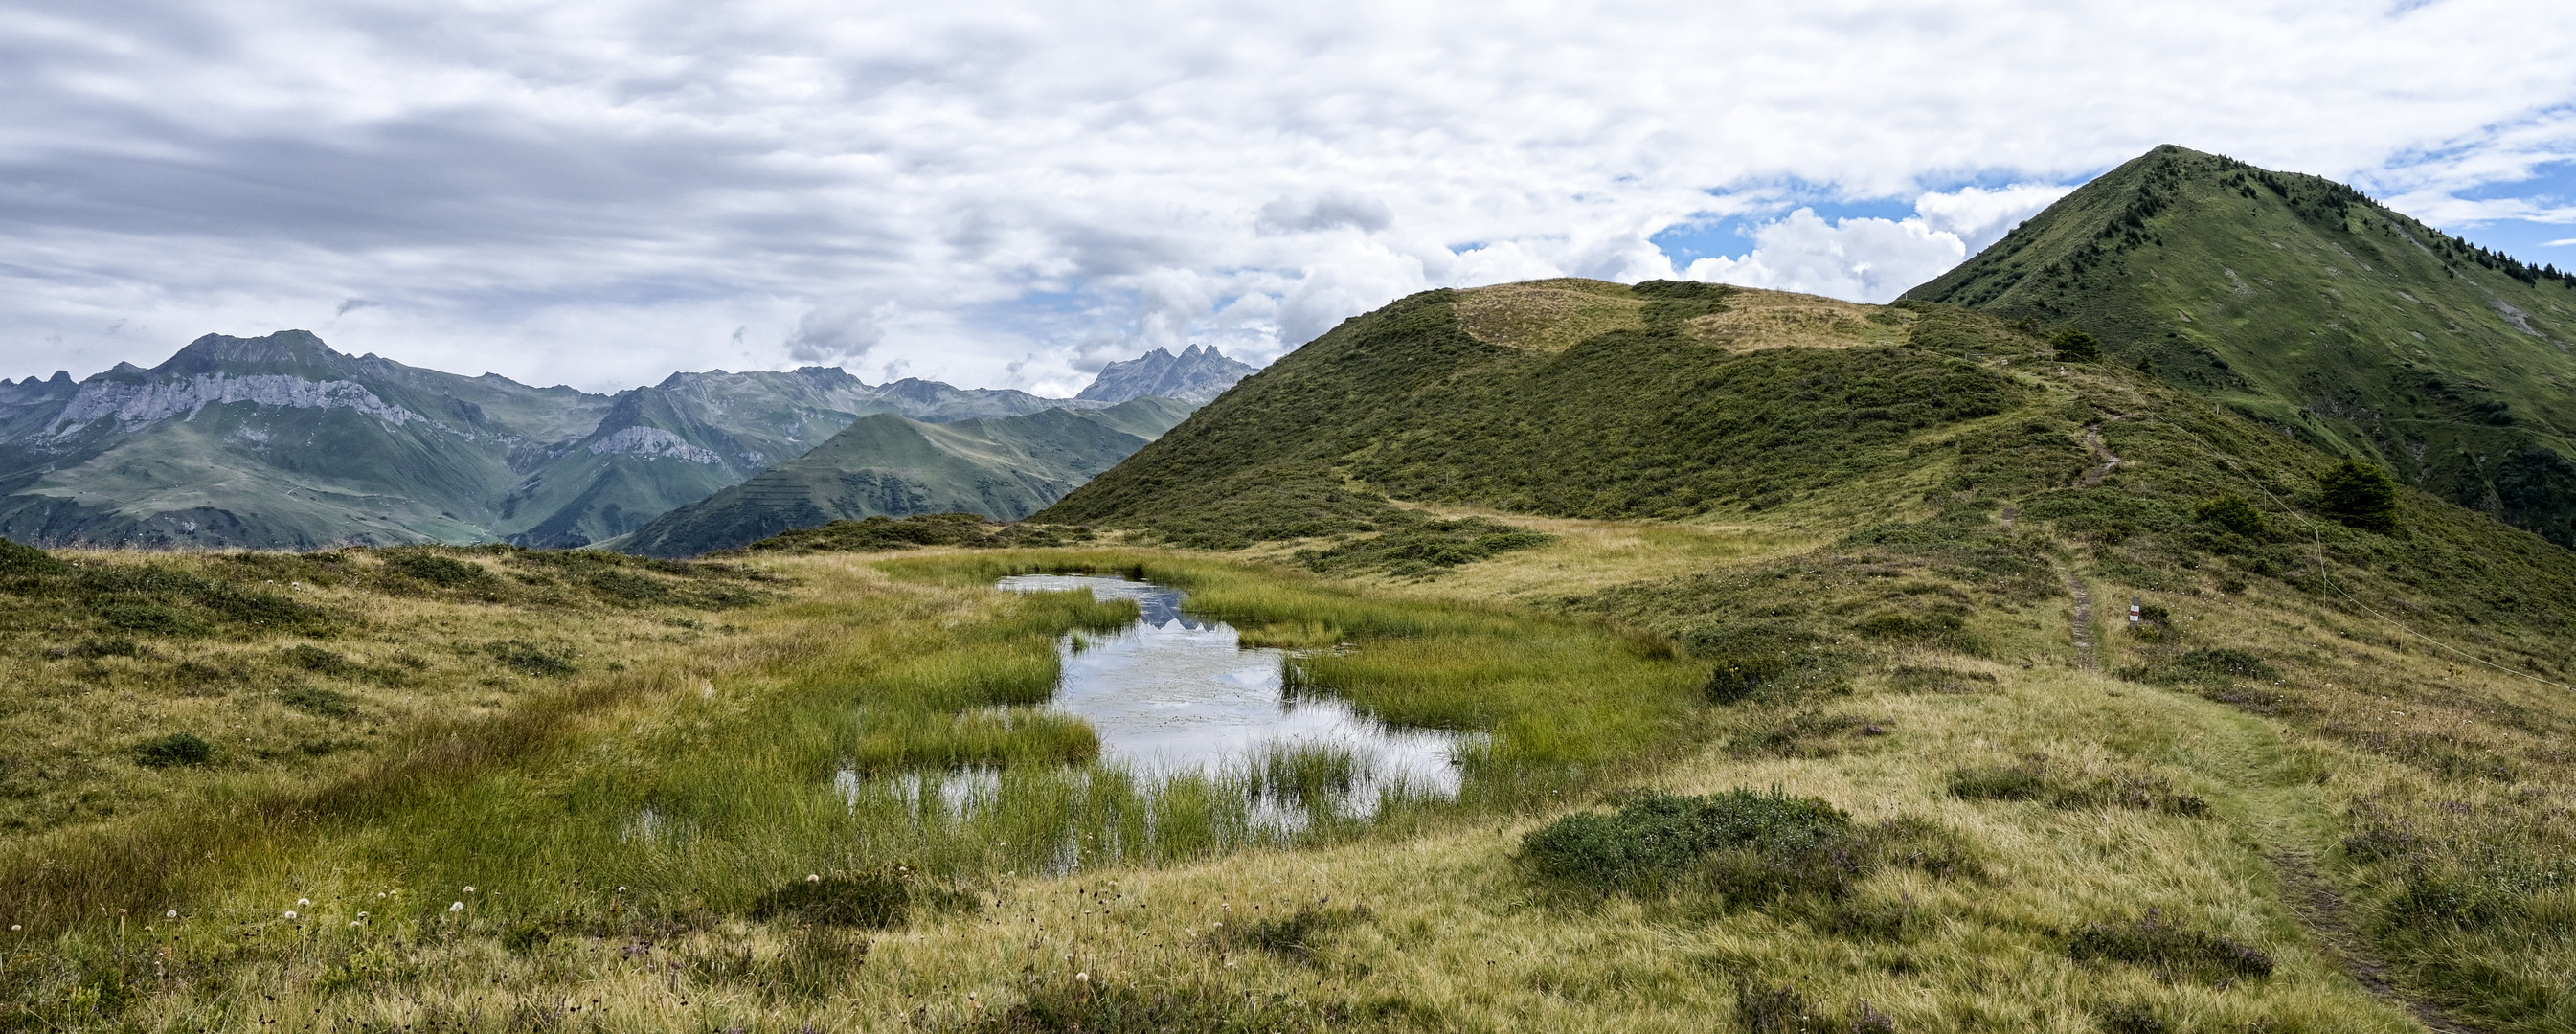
612,397 -> 1195,557
1075,344 -> 1256,403
1904,145 -> 2576,548
0,332 -> 1145,549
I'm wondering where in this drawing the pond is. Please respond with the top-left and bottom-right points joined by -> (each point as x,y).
994,573 -> 1475,817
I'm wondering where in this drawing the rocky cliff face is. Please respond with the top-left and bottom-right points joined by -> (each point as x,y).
1075,344 -> 1256,404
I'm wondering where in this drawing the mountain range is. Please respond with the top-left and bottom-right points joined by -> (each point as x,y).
0,333 -> 1253,550
610,397 -> 1195,557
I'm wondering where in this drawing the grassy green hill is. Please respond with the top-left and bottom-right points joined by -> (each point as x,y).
612,397 -> 1195,557
1903,145 -> 2576,548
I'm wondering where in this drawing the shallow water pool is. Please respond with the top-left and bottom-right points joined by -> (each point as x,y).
996,573 -> 1473,811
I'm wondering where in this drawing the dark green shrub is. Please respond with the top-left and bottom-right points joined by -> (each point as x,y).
2095,1002 -> 2169,1034
1294,517 -> 1555,579
1203,902 -> 1371,963
486,641 -> 576,677
2316,460 -> 2400,533
1632,279 -> 1736,324
278,685 -> 361,719
0,535 -> 64,577
2052,328 -> 2105,362
2068,912 -> 2273,984
749,872 -> 911,929
101,603 -> 205,637
2192,494 -> 2269,537
2170,647 -> 2277,682
1736,983 -> 1897,1034
1703,655 -> 1790,704
501,921 -> 552,954
134,732 -> 214,767
1886,665 -> 1996,694
68,639 -> 147,659
1730,712 -> 1889,759
381,552 -> 496,587
1948,758 -> 2052,801
743,513 -> 1098,555
1950,756 -> 2208,817
198,584 -> 335,634
280,644 -> 353,674
1520,789 -> 1853,894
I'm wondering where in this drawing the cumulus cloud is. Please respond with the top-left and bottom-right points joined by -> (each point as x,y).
1912,184 -> 2077,251
784,300 -> 890,367
1257,191 -> 1396,236
1678,184 -> 2071,303
1683,210 -> 1966,304
2,2 -> 2574,389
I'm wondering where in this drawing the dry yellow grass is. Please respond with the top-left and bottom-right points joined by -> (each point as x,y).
8,518 -> 2572,1030
1688,288 -> 1906,352
1452,278 -> 1906,355
1451,278 -> 1646,351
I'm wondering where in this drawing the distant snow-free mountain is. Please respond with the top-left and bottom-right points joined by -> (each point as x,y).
0,331 -> 1240,550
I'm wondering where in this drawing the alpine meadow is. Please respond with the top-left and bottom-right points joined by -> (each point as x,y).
5,144 -> 2576,1034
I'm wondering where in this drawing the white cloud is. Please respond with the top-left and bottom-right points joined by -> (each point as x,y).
1911,184 -> 2077,252
783,298 -> 890,367
1683,210 -> 1966,304
1676,184 -> 2071,303
2,2 -> 2574,389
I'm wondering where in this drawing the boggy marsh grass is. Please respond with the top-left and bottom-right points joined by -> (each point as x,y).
0,543 -> 771,841
0,547 -> 1719,1028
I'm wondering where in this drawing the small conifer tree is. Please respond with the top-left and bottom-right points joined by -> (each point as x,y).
2052,328 -> 2104,362
2316,460 -> 2400,533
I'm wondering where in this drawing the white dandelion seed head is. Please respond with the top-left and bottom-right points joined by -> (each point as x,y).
166,910 -> 178,919
449,901 -> 464,912
1075,972 -> 1090,983
806,874 -> 821,883
282,910 -> 297,919
463,887 -> 475,893
297,898 -> 311,907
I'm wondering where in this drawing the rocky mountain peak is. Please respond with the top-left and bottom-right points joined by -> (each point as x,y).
153,330 -> 350,378
1075,343 -> 1256,404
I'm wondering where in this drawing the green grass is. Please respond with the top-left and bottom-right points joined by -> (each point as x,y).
1041,284 -> 2035,543
0,546 -> 1723,1029
1905,145 -> 2576,548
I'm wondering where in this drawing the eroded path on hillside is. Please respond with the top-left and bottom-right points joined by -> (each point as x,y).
2269,852 -> 2486,1034
2064,568 -> 2098,669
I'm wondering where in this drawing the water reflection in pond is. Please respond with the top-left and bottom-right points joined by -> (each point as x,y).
995,573 -> 1474,817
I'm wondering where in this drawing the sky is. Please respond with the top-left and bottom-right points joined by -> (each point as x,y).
4,1 -> 2574,396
